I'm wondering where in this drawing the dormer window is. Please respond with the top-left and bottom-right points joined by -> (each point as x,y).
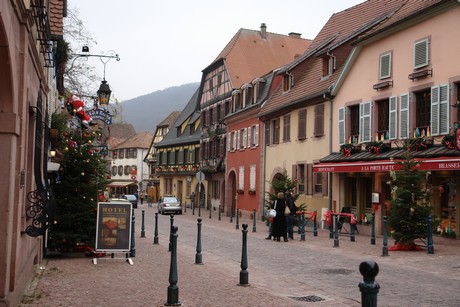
322,54 -> 336,77
414,38 -> 429,69
242,84 -> 252,108
252,78 -> 265,104
232,90 -> 241,112
283,73 -> 293,92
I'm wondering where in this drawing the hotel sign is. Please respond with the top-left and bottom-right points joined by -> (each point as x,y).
95,202 -> 132,252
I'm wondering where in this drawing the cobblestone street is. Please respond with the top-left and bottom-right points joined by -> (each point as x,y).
21,205 -> 460,307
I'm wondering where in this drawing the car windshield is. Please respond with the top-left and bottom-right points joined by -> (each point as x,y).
164,197 -> 178,203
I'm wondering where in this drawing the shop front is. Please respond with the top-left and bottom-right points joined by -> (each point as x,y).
314,146 -> 460,238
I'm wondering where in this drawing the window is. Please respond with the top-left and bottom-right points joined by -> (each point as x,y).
314,104 -> 324,137
267,118 -> 280,145
283,74 -> 293,92
242,85 -> 252,108
194,147 -> 200,163
248,124 -> 259,147
201,110 -> 206,127
117,165 -> 123,176
133,149 -> 137,158
112,150 -> 117,159
295,164 -> 306,194
249,165 -> 256,190
190,123 -> 195,135
283,114 -> 291,142
415,89 -> 431,134
239,128 -> 247,149
183,149 -> 189,164
228,131 -> 236,151
216,104 -> 221,122
119,149 -> 124,159
124,165 -> 130,175
414,38 -> 429,69
376,99 -> 389,140
379,52 -> 392,79
225,100 -> 230,116
209,107 -> 213,125
298,109 -> 307,140
175,150 -> 180,164
238,166 -> 244,190
322,55 -> 335,77
211,180 -> 221,199
112,166 -> 117,176
232,90 -> 241,112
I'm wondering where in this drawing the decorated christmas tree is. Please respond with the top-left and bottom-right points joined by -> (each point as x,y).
387,138 -> 434,249
48,126 -> 108,253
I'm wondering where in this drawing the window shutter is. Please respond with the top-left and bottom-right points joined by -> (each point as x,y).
360,102 -> 372,142
179,150 -> 184,164
274,118 -> 280,144
414,39 -> 428,69
389,96 -> 397,140
298,109 -> 307,140
292,164 -> 298,191
306,164 -> 313,195
243,128 -> 247,148
265,122 -> 270,146
338,107 -> 346,145
239,166 -> 244,190
191,149 -> 195,163
255,124 -> 259,146
233,132 -> 237,150
171,150 -> 176,164
322,173 -> 328,196
379,53 -> 391,79
399,93 -> 410,139
227,133 -> 231,151
314,104 -> 324,137
247,126 -> 252,147
237,130 -> 241,149
162,152 -> 167,165
250,165 -> 256,190
431,86 -> 440,136
439,84 -> 449,135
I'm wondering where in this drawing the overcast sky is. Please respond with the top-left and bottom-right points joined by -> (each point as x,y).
71,0 -> 365,101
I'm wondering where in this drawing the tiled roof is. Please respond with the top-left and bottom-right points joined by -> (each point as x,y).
258,0 -> 410,119
320,145 -> 460,163
158,111 -> 181,127
115,131 -> 154,149
207,25 -> 311,89
49,0 -> 65,39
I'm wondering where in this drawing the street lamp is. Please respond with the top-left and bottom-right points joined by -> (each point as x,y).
97,80 -> 112,106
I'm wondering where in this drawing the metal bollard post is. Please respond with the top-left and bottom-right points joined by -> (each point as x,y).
195,218 -> 203,264
198,202 -> 201,217
300,213 -> 305,241
209,204 -> 212,219
130,208 -> 136,257
236,208 -> 240,230
165,226 -> 181,306
370,213 -> 376,245
153,212 -> 159,245
218,205 -> 221,221
169,214 -> 174,252
252,209 -> 256,233
350,220 -> 356,242
230,213 -> 233,223
329,223 -> 334,239
359,260 -> 380,307
238,224 -> 250,286
427,215 -> 434,254
192,197 -> 195,216
333,214 -> 339,247
141,210 -> 146,238
313,211 -> 318,237
382,216 -> 388,256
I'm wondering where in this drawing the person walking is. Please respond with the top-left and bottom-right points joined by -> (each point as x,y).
271,192 -> 288,242
285,192 -> 297,240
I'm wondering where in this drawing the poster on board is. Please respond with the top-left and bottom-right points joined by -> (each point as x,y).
95,201 -> 132,252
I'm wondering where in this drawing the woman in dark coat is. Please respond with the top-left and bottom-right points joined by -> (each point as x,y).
271,192 -> 288,242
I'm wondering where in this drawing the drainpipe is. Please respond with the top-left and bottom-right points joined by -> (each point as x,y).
261,121 -> 267,216
328,95 -> 333,211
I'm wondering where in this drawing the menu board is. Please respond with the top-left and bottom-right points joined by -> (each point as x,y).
95,202 -> 132,252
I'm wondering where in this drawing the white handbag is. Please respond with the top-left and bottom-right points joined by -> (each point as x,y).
268,200 -> 277,217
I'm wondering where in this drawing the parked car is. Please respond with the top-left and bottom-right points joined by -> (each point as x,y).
158,196 -> 182,215
124,194 -> 138,208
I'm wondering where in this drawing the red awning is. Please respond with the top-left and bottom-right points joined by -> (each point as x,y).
313,156 -> 460,173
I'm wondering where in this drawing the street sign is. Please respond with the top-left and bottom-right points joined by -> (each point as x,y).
196,171 -> 205,182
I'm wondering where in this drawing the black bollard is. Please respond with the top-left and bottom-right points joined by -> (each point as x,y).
165,226 -> 181,306
195,218 -> 203,264
153,212 -> 159,245
198,202 -> 201,217
333,214 -> 339,247
218,205 -> 221,221
329,223 -> 334,239
169,214 -> 174,252
313,211 -> 318,237
130,208 -> 136,257
350,220 -> 356,242
236,208 -> 239,230
427,215 -> 434,254
382,216 -> 388,256
238,224 -> 250,286
252,209 -> 256,233
359,260 -> 380,307
300,213 -> 305,241
192,196 -> 195,216
370,213 -> 376,245
230,213 -> 233,223
141,210 -> 146,238
209,204 -> 212,219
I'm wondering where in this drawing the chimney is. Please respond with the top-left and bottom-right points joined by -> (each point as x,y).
288,32 -> 301,38
260,23 -> 267,39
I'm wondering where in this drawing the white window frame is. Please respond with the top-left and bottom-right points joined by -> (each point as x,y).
413,38 -> 429,69
379,52 -> 391,79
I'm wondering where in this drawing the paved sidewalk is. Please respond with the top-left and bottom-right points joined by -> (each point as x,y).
20,205 -> 460,307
